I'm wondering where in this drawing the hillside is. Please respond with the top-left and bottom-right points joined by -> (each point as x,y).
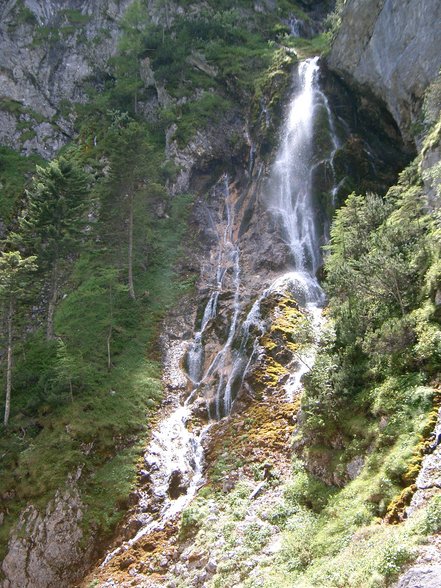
0,1 -> 440,587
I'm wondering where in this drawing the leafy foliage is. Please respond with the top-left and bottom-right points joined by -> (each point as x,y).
302,158 -> 440,449
17,154 -> 90,266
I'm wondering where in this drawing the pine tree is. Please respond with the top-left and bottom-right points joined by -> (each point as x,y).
0,251 -> 37,426
17,155 -> 90,340
105,117 -> 156,300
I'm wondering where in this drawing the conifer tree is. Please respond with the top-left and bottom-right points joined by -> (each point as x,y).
105,116 -> 155,300
17,155 -> 90,340
0,251 -> 37,426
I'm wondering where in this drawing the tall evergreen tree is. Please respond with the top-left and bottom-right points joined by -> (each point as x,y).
105,116 -> 157,300
17,155 -> 90,340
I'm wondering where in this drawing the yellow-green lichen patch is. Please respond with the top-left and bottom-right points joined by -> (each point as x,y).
205,395 -> 300,489
247,291 -> 313,397
248,354 -> 290,395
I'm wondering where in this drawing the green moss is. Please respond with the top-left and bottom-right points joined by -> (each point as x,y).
15,1 -> 37,25
62,9 -> 91,25
287,32 -> 332,59
164,92 -> 233,147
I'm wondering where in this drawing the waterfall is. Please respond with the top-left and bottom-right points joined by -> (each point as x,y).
186,176 -> 242,418
288,16 -> 302,37
262,56 -> 341,398
101,58 -> 340,565
268,56 -> 339,306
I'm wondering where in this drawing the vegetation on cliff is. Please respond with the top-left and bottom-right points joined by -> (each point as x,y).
158,118 -> 441,588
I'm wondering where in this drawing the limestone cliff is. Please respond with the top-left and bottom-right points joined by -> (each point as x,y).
0,0 -> 132,157
328,0 -> 441,139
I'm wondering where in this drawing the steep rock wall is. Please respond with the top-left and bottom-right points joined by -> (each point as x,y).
0,0 -> 132,157
328,0 -> 441,139
1,470 -> 92,588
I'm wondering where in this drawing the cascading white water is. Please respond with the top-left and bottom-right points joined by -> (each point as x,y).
289,16 -> 302,37
186,176 -> 242,418
269,56 -> 336,304
264,56 -> 341,399
101,177 -> 242,566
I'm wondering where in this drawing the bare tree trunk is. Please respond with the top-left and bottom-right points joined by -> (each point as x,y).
107,328 -> 112,371
165,1 -> 170,29
391,272 -> 405,317
4,299 -> 13,427
128,193 -> 136,300
107,281 -> 113,371
47,260 -> 59,340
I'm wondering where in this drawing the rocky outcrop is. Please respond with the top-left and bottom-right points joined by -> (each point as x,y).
166,113 -> 246,196
328,0 -> 441,139
407,407 -> 441,516
1,469 -> 92,588
394,566 -> 441,588
393,535 -> 441,588
0,0 -> 132,157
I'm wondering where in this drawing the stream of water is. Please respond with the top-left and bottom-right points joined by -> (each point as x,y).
102,57 -> 340,565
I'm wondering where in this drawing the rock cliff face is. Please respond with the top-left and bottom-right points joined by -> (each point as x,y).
0,0 -> 132,157
1,470 -> 91,588
328,0 -> 441,139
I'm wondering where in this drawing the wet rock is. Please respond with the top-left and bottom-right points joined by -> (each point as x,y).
139,469 -> 152,484
120,557 -> 135,570
168,470 -> 189,499
191,398 -> 210,421
166,114 -> 245,195
120,518 -> 144,542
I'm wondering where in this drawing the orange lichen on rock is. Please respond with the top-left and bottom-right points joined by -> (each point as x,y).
81,523 -> 177,587
205,392 -> 300,489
